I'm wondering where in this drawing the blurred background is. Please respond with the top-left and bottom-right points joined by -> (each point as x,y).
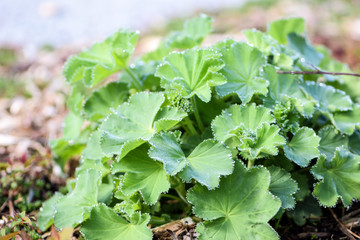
0,0 -> 360,237
1,0 -> 360,185
0,0 -> 246,48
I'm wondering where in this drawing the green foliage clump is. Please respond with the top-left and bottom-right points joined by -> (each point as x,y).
40,16 -> 360,239
1,211 -> 42,239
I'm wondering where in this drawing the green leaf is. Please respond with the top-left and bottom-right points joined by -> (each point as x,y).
264,154 -> 295,172
51,123 -> 91,170
142,41 -> 171,63
318,47 -> 360,99
76,158 -> 110,178
212,104 -> 285,160
196,95 -> 228,125
113,177 -> 142,214
66,179 -> 76,194
82,131 -> 103,160
63,112 -> 83,140
243,29 -> 273,55
119,61 -> 161,91
111,144 -> 170,205
349,130 -> 360,155
54,169 -> 101,229
67,86 -> 85,114
155,48 -> 226,102
267,17 -> 305,45
263,66 -> 315,116
187,162 -> 281,240
333,104 -> 360,135
213,39 -> 236,50
287,196 -> 322,226
243,29 -> 286,63
149,132 -> 233,189
272,101 -> 301,134
291,173 -> 311,201
268,166 -> 298,209
288,33 -> 322,66
178,140 -> 233,188
84,82 -> 129,121
168,14 -> 213,49
81,204 -> 152,240
50,139 -> 85,170
148,132 -> 186,175
63,29 -> 139,87
239,123 -> 285,160
98,180 -> 114,204
153,106 -> 187,132
180,133 -> 203,156
273,53 -> 294,69
311,147 -> 360,207
302,81 -> 353,113
215,42 -> 268,103
318,46 -> 353,82
100,92 -> 185,159
212,103 -> 275,142
318,125 -> 348,160
113,190 -> 142,216
37,193 -> 63,231
283,127 -> 320,167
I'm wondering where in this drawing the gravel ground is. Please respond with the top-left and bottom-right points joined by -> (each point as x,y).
0,0 -> 246,48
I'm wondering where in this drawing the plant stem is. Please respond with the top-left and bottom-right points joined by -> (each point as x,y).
191,96 -> 204,132
275,213 -> 283,230
181,121 -> 191,135
149,215 -> 169,226
247,159 -> 255,169
184,117 -> 198,135
174,181 -> 190,206
125,67 -> 142,91
161,194 -> 183,202
277,70 -> 360,77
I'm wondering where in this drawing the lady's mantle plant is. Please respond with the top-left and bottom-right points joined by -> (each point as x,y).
38,15 -> 360,239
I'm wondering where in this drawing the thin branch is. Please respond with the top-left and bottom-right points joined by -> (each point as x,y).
8,190 -> 15,217
277,70 -> 360,77
345,218 -> 360,229
309,63 -> 321,72
297,232 -> 330,239
329,208 -> 360,240
341,208 -> 360,221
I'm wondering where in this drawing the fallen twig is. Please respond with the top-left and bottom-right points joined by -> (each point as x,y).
329,208 -> 360,240
8,190 -> 14,217
277,70 -> 360,77
0,200 -> 7,213
342,209 -> 360,221
0,231 -> 20,240
297,232 -> 330,238
344,218 -> 360,229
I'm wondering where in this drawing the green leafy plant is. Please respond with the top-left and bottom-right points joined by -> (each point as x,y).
1,211 -> 41,239
39,15 -> 360,239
